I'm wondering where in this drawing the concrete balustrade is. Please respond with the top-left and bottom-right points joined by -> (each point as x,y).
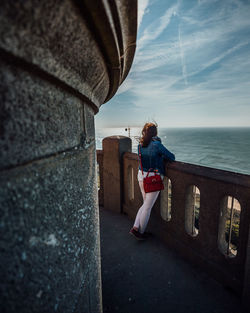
160,177 -> 172,222
97,136 -> 250,308
102,136 -> 132,213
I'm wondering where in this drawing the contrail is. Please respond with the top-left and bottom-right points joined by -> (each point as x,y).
178,25 -> 188,85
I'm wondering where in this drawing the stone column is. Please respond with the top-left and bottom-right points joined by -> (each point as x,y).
0,1 -> 137,312
103,136 -> 132,213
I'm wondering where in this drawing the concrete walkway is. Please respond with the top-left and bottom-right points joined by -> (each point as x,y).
99,208 -> 245,313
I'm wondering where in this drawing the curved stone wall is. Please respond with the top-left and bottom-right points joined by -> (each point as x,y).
0,1 -> 137,312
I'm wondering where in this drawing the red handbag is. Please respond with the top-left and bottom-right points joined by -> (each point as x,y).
139,145 -> 164,193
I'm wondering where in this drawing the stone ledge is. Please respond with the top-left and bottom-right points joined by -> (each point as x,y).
123,152 -> 250,188
0,0 -> 137,108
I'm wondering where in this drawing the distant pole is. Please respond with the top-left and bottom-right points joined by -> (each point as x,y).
125,127 -> 131,138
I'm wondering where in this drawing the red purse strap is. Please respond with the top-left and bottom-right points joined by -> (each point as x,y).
138,144 -> 144,175
146,168 -> 156,177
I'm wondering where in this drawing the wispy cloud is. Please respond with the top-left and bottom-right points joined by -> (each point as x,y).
97,0 -> 250,128
116,43 -> 250,126
181,40 -> 250,84
116,77 -> 134,95
128,0 -> 250,83
137,0 -> 150,31
118,32 -> 250,100
178,25 -> 187,85
130,50 -> 250,110
137,4 -> 178,50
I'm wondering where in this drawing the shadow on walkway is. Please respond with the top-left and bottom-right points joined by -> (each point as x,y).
99,207 -> 244,313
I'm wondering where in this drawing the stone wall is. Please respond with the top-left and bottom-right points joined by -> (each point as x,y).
0,1 -> 137,312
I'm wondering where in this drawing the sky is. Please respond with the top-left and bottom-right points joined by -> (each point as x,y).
95,0 -> 250,128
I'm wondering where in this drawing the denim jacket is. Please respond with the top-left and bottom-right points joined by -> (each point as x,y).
138,137 -> 175,175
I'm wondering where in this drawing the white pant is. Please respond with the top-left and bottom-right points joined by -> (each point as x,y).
133,171 -> 161,234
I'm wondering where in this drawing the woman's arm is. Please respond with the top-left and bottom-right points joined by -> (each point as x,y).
157,142 -> 175,161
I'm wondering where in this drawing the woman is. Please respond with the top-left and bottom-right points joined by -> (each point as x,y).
129,122 -> 175,240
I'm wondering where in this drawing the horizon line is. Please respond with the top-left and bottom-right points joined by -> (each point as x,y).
96,125 -> 250,129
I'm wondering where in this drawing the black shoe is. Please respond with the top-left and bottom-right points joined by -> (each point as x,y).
129,228 -> 146,241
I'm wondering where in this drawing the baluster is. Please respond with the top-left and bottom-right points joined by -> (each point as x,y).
227,197 -> 235,256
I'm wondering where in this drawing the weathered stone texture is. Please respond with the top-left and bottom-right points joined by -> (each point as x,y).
0,145 -> 101,313
0,0 -> 110,106
84,104 -> 95,145
0,61 -> 83,169
103,136 -> 131,213
0,0 -> 137,311
115,0 -> 137,83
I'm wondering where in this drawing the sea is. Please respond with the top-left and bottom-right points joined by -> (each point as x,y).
95,127 -> 250,176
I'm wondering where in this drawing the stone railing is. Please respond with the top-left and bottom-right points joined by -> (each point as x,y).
97,136 -> 250,308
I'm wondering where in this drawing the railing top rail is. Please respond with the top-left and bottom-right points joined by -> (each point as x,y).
123,151 -> 138,161
97,149 -> 104,155
123,151 -> 250,188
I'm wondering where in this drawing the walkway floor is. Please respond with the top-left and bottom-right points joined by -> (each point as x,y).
99,207 -> 245,313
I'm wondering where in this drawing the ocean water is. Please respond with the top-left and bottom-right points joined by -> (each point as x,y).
95,127 -> 250,175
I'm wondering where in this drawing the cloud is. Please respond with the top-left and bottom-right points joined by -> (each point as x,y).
117,46 -> 250,127
137,0 -> 150,31
147,56 -> 248,102
137,4 -> 178,50
118,33 -> 250,99
116,77 -> 135,95
178,25 -> 188,85
97,0 -> 250,128
183,40 -> 250,81
129,0 -> 250,82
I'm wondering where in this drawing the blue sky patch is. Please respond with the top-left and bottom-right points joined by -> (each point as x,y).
96,0 -> 250,128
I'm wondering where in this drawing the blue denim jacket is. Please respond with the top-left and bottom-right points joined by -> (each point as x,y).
138,137 -> 175,175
